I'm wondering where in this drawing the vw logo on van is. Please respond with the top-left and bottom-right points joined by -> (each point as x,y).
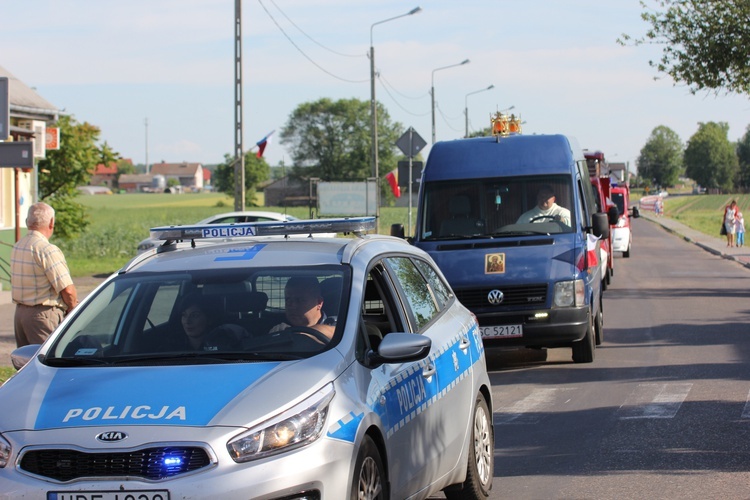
96,431 -> 128,443
487,290 -> 504,305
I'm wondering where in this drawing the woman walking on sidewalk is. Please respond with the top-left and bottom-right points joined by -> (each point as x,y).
724,200 -> 738,247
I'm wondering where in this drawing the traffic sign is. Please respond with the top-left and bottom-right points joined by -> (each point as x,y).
396,127 -> 427,158
0,77 -> 8,139
0,142 -> 34,168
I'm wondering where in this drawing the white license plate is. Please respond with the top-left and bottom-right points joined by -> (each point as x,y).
480,325 -> 523,338
48,491 -> 169,500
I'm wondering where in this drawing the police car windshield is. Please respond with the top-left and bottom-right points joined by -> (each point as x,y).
46,268 -> 349,365
420,176 -> 576,240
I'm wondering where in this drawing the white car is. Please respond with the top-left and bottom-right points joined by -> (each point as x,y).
136,211 -> 335,253
1,217 -> 494,500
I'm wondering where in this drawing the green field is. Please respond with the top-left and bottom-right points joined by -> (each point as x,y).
0,366 -> 14,384
58,193 -> 417,277
662,193 -> 750,238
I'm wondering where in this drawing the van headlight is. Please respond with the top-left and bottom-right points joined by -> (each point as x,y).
227,384 -> 334,463
0,434 -> 11,468
553,280 -> 584,307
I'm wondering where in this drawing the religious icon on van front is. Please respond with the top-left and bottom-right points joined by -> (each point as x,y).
485,253 -> 505,274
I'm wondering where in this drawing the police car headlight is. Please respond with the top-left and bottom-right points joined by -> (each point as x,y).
553,279 -> 584,307
227,384 -> 334,463
0,435 -> 11,468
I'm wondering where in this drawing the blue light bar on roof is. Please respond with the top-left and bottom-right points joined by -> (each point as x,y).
150,216 -> 376,242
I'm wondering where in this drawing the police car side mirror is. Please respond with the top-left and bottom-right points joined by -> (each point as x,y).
364,333 -> 431,368
11,344 -> 41,370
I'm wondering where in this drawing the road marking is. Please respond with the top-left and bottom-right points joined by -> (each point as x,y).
617,383 -> 692,419
494,388 -> 572,425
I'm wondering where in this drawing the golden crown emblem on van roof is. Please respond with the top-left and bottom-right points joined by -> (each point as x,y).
491,112 -> 522,137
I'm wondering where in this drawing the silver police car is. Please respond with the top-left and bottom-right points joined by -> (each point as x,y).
0,217 -> 493,499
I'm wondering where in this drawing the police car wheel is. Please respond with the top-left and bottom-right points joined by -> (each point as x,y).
285,325 -> 330,344
351,435 -> 387,500
445,395 -> 493,499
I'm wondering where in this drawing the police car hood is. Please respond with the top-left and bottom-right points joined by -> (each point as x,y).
0,350 -> 346,431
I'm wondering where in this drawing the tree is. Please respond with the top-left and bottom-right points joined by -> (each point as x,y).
737,125 -> 750,190
279,98 -> 403,183
636,126 -> 683,188
37,115 -> 116,239
684,122 -> 738,192
620,1 -> 750,95
212,152 -> 270,206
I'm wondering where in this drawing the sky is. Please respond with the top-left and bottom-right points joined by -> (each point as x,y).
3,0 -> 749,175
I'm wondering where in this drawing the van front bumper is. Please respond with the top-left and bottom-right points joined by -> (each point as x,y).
475,306 -> 588,348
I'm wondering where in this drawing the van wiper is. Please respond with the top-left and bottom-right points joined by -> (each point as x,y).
490,230 -> 550,237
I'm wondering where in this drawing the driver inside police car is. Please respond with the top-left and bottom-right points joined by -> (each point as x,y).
268,276 -> 337,342
517,185 -> 571,226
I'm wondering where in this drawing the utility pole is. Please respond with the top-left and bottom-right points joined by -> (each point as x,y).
233,0 -> 245,210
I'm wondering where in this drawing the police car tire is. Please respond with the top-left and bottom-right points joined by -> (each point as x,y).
351,435 -> 387,500
445,395 -> 493,499
572,309 -> 595,363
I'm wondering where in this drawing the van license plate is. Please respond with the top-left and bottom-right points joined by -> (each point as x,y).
480,325 -> 522,338
48,491 -> 169,500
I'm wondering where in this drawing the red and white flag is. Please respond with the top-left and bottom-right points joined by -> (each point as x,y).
256,130 -> 275,158
385,169 -> 401,198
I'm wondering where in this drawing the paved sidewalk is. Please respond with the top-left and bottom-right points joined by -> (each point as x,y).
640,211 -> 750,269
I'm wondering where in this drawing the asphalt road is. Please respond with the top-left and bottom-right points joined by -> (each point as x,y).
477,216 -> 750,499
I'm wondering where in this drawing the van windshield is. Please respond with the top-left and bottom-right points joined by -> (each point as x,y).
420,176 -> 576,240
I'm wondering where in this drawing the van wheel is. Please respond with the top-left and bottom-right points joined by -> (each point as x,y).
351,435 -> 387,500
601,277 -> 607,292
445,396 -> 493,499
572,309 -> 595,363
624,242 -> 631,258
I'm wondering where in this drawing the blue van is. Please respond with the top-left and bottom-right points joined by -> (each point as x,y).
398,133 -> 610,363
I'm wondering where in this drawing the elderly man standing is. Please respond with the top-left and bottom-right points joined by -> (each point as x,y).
11,202 -> 78,347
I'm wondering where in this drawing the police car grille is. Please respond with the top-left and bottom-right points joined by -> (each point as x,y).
454,284 -> 548,309
20,446 -> 211,481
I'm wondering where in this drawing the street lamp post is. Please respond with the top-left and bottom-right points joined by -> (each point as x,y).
464,84 -> 494,138
431,59 -> 470,145
370,6 -> 421,233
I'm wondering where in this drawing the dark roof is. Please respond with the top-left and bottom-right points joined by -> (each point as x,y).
0,65 -> 58,118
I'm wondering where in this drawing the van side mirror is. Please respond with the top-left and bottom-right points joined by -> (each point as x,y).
390,223 -> 405,239
607,205 -> 619,225
631,206 -> 640,218
591,212 -> 610,239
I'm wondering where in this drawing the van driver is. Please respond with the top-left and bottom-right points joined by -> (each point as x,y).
517,186 -> 571,226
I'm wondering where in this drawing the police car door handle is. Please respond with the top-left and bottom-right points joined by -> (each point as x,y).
422,363 -> 436,378
459,336 -> 471,351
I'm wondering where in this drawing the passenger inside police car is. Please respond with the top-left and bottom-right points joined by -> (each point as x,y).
176,292 -> 248,351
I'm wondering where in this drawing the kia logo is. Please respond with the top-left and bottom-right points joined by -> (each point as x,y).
96,431 -> 128,443
487,289 -> 504,305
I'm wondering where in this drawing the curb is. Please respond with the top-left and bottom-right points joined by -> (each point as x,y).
642,215 -> 750,270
